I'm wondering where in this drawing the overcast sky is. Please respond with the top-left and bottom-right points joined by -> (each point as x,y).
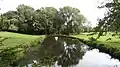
0,0 -> 106,27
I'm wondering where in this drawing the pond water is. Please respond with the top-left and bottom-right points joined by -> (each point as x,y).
18,36 -> 120,67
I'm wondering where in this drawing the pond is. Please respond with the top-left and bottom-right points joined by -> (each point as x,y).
18,36 -> 120,67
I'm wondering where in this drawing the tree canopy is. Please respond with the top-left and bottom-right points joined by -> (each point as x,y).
0,4 -> 86,35
96,0 -> 120,36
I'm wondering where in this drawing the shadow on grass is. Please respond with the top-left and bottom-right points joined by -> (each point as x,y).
0,44 -> 24,67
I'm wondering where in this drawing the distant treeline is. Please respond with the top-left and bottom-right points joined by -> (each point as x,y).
0,4 -> 87,35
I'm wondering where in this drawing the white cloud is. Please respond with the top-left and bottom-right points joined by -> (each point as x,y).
0,0 -> 106,27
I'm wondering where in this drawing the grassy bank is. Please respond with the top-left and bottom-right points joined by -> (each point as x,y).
72,32 -> 120,60
1,31 -> 120,66
0,32 -> 45,67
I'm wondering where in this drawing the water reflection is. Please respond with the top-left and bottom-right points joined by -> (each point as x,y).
18,36 -> 120,67
57,42 -> 84,66
39,36 -> 85,66
75,49 -> 120,67
54,49 -> 120,67
55,37 -> 58,41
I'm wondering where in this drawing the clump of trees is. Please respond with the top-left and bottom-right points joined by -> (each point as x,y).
0,4 -> 86,35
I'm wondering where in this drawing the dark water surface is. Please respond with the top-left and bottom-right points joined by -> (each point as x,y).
18,36 -> 120,67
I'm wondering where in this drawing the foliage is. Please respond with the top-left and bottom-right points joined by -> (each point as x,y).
57,6 -> 86,35
0,4 -> 86,35
34,7 -> 58,34
96,0 -> 120,37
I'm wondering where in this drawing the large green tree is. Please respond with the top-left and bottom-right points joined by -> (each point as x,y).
16,4 -> 35,33
57,6 -> 86,35
2,11 -> 19,31
34,7 -> 57,34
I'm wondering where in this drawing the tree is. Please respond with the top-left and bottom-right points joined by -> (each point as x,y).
16,4 -> 35,33
57,6 -> 86,35
2,11 -> 19,31
34,7 -> 57,34
97,0 -> 120,36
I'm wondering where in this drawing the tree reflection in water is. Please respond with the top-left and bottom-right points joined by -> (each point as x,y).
38,36 -> 85,66
18,36 -> 86,67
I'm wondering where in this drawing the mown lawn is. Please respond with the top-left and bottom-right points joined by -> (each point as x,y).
0,32 -> 45,66
0,32 -> 44,48
72,32 -> 120,48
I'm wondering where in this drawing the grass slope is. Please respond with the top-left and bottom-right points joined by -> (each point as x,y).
0,32 -> 43,47
72,32 -> 120,48
0,32 -> 45,66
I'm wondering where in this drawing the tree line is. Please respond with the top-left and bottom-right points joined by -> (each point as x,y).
0,4 -> 86,35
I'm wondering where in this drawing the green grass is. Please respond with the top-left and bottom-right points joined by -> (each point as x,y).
0,32 -> 44,48
72,32 -> 120,48
0,32 -> 45,66
0,32 -> 42,38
